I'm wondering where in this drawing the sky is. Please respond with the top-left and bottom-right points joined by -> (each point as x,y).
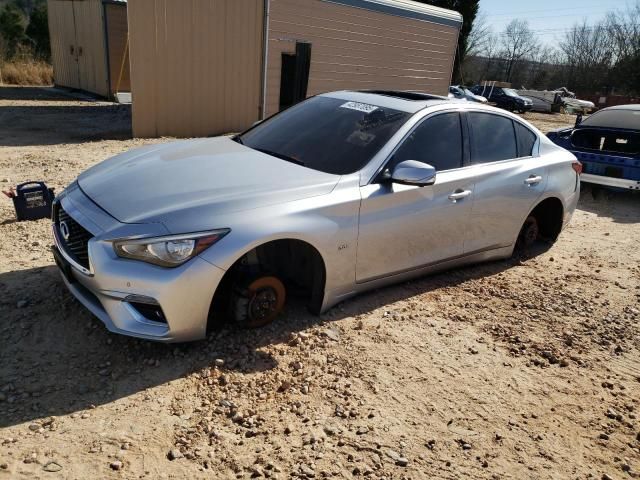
478,0 -> 616,46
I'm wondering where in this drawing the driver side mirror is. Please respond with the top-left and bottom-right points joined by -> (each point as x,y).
391,160 -> 436,186
575,113 -> 583,127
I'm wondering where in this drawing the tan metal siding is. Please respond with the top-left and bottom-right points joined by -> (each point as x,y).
105,3 -> 130,94
47,0 -> 109,96
128,0 -> 265,138
47,0 -> 80,89
265,0 -> 459,116
72,0 -> 109,97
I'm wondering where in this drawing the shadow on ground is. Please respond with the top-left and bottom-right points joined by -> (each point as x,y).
0,87 -> 131,146
0,86 -> 78,102
0,242 -> 555,429
578,184 -> 639,224
0,193 -> 629,429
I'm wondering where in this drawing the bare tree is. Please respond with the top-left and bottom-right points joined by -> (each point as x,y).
459,12 -> 492,84
606,1 -> 640,93
500,19 -> 538,83
606,1 -> 640,59
466,12 -> 491,57
558,20 -> 614,92
462,1 -> 640,94
521,45 -> 555,89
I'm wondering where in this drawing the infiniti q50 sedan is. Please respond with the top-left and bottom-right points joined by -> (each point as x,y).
51,90 -> 581,342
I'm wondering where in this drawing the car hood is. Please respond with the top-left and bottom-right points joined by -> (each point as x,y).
78,137 -> 340,230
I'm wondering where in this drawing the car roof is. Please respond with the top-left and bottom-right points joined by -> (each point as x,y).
600,104 -> 640,112
581,104 -> 640,130
320,90 -> 453,114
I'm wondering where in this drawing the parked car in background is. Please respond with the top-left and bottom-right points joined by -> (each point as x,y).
470,85 -> 533,113
547,104 -> 640,190
448,85 -> 488,103
517,87 -> 595,114
52,90 -> 580,343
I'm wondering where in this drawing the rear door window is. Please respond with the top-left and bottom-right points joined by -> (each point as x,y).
514,122 -> 537,157
468,112 -> 517,164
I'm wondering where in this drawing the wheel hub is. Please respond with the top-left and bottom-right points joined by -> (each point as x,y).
520,217 -> 539,247
249,287 -> 279,321
240,276 -> 286,328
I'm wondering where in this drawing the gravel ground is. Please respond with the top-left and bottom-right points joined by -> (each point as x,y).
0,87 -> 639,480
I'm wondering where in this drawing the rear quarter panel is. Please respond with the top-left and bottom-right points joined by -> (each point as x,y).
539,141 -> 580,226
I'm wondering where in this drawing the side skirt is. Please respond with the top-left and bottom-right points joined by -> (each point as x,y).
320,245 -> 514,313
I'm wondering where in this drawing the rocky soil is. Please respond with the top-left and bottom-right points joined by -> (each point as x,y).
0,87 -> 639,479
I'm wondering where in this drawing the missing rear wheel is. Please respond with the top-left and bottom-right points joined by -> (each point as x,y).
518,215 -> 539,248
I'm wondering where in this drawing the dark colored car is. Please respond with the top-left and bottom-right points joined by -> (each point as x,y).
470,86 -> 533,113
547,105 -> 640,190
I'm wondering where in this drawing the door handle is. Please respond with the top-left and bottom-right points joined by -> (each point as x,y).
524,175 -> 543,186
448,189 -> 472,202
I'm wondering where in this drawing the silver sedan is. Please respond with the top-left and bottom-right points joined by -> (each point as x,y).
52,90 -> 581,342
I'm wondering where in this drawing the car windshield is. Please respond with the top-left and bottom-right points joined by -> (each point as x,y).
581,108 -> 640,130
503,88 -> 519,97
463,88 -> 475,96
237,96 -> 411,175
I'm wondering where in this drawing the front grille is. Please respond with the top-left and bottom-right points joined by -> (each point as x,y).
55,204 -> 93,270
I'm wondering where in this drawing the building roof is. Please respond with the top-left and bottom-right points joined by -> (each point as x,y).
101,0 -> 460,27
324,0 -> 463,28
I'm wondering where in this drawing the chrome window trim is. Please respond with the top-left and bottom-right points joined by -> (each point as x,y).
361,104 -> 543,186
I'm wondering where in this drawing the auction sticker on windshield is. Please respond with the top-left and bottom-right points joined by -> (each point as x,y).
340,101 -> 379,113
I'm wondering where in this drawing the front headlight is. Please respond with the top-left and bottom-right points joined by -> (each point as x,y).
113,229 -> 230,267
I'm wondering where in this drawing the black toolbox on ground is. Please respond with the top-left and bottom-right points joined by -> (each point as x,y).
9,182 -> 55,221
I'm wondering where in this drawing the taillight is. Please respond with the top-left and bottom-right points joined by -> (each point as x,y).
572,161 -> 582,175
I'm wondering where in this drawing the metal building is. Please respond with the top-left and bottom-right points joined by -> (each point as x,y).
128,0 -> 462,138
47,0 -> 130,98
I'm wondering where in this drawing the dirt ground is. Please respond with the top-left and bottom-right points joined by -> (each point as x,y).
0,87 -> 639,480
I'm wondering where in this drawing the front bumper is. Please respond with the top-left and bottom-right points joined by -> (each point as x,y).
581,173 -> 640,190
52,186 -> 226,342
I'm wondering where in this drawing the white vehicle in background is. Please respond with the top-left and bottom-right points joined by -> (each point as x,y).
517,87 -> 595,114
448,85 -> 488,103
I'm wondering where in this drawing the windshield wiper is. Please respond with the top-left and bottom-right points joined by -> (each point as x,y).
254,148 -> 305,166
232,135 -> 244,145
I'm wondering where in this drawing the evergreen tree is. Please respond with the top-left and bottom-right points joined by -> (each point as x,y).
25,2 -> 48,59
0,3 -> 26,59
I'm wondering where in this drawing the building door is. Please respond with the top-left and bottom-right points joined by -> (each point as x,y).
48,0 -> 81,89
279,42 -> 311,111
72,0 -> 109,96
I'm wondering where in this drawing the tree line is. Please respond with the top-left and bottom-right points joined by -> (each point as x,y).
461,2 -> 640,96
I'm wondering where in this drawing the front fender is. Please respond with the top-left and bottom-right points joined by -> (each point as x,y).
197,177 -> 362,309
